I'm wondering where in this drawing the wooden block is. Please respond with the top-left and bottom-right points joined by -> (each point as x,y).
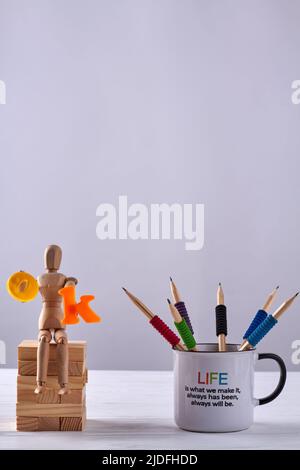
17,402 -> 85,417
18,340 -> 86,362
60,417 -> 83,431
17,387 -> 60,404
17,416 -> 61,431
17,372 -> 87,391
60,409 -> 86,431
38,417 -> 60,431
16,416 -> 38,431
17,387 -> 86,405
16,340 -> 87,432
18,360 -> 85,377
60,388 -> 85,404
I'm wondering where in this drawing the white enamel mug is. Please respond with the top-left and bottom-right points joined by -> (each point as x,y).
174,343 -> 286,432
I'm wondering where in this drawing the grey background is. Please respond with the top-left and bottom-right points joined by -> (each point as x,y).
0,0 -> 300,371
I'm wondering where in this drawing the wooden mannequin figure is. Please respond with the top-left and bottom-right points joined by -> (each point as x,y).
35,245 -> 77,395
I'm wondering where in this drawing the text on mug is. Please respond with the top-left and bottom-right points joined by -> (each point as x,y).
197,371 -> 228,385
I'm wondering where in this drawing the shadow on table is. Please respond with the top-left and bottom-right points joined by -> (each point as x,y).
86,419 -> 179,434
86,419 -> 300,437
241,421 -> 300,436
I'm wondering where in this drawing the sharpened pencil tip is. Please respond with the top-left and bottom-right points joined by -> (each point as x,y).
167,298 -> 171,304
295,292 -> 299,297
218,282 -> 222,286
122,287 -> 127,292
170,277 -> 173,282
276,285 -> 279,290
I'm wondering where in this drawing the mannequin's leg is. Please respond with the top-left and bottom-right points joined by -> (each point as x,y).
35,329 -> 51,394
54,329 -> 70,395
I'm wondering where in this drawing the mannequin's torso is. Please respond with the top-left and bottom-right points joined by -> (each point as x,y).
38,272 -> 67,330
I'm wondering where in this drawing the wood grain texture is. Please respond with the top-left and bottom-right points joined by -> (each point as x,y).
17,387 -> 86,404
17,388 -> 60,404
17,371 -> 87,391
61,410 -> 86,431
18,360 -> 85,377
16,416 -> 38,431
17,403 -> 85,417
17,416 -> 61,431
60,388 -> 85,404
18,340 -> 86,362
38,417 -> 60,431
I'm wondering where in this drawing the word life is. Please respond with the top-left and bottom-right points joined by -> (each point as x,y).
197,371 -> 228,386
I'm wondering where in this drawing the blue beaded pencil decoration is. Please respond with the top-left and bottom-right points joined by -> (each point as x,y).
170,277 -> 194,334
240,285 -> 279,349
239,292 -> 299,351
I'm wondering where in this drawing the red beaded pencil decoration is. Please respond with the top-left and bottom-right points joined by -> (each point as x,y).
122,287 -> 185,351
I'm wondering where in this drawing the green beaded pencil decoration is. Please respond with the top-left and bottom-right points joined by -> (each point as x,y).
167,298 -> 198,351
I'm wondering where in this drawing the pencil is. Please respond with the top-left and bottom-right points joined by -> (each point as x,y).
170,277 -> 194,334
216,283 -> 227,352
262,285 -> 280,311
240,286 -> 279,349
122,287 -> 185,351
239,292 -> 299,351
167,299 -> 198,351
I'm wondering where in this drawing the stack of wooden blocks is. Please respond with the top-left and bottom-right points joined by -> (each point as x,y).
16,340 -> 87,431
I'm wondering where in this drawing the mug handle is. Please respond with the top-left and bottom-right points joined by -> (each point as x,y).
255,353 -> 287,405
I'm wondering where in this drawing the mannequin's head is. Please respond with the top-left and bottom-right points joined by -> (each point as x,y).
44,245 -> 62,272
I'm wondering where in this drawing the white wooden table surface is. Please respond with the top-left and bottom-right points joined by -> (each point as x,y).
0,370 -> 299,450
